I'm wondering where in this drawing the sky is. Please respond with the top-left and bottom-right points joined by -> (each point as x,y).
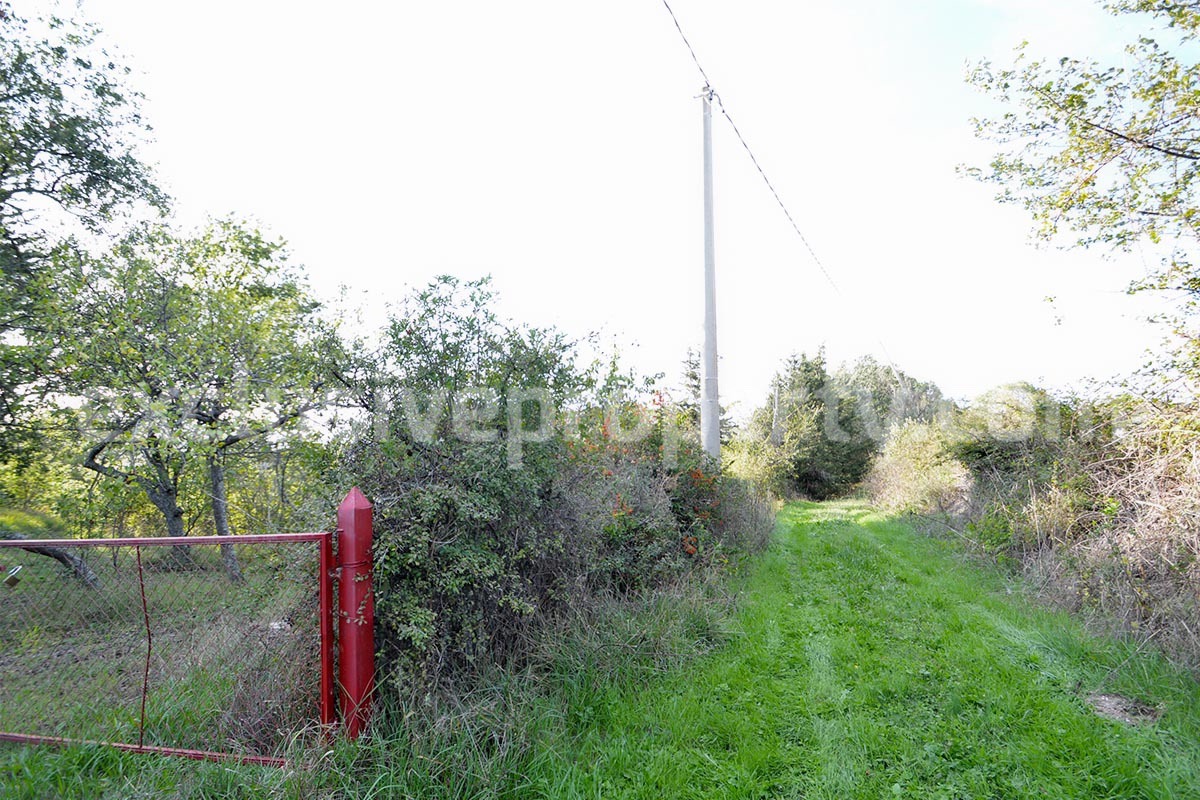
59,0 -> 1179,417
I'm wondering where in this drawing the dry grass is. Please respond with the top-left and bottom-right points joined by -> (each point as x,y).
1059,407 -> 1200,666
869,405 -> 1200,671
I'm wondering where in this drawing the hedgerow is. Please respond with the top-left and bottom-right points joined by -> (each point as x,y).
334,276 -> 773,692
867,383 -> 1200,668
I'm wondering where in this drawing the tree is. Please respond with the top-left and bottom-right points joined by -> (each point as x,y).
0,2 -> 165,454
967,1 -> 1200,371
338,275 -> 586,445
740,350 -> 859,499
678,347 -> 733,444
739,353 -> 945,499
834,355 -> 945,441
164,223 -> 335,537
38,221 -> 332,577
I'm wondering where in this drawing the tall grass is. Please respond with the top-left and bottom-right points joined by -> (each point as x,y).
0,564 -> 750,799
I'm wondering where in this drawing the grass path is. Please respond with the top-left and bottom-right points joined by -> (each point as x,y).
5,501 -> 1200,798
528,501 -> 1200,799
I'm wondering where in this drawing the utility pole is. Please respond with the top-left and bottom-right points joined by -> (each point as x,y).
700,86 -> 720,463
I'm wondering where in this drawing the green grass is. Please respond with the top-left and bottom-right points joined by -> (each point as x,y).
524,501 -> 1200,799
4,501 -> 1200,798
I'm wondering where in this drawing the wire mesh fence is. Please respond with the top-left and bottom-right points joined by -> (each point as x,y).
0,533 -> 333,765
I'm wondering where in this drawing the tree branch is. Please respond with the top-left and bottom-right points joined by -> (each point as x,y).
0,528 -> 102,589
1034,85 -> 1200,161
217,399 -> 323,450
81,414 -> 141,481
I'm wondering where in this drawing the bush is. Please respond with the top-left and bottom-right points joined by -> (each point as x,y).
335,276 -> 774,692
866,420 -> 971,516
349,427 -> 771,692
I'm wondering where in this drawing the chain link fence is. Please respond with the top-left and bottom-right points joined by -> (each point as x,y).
0,533 -> 334,765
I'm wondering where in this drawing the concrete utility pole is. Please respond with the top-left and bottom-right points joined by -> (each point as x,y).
700,86 -> 720,463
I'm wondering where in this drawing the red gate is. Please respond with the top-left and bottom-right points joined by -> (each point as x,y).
0,488 -> 374,766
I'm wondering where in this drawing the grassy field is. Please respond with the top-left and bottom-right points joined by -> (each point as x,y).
3,502 -> 1200,798
0,541 -> 320,762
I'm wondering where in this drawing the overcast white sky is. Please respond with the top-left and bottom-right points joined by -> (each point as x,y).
65,0 -> 1176,415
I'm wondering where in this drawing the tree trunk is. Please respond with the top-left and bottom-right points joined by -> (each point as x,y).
276,450 -> 287,524
144,483 -> 195,569
81,427 -> 194,568
146,484 -> 187,537
0,529 -> 102,589
209,454 -> 244,583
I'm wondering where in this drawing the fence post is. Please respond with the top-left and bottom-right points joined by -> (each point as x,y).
318,532 -> 335,728
337,487 -> 375,739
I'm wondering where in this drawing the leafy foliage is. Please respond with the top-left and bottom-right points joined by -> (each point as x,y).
870,384 -> 1103,545
0,2 -> 164,276
734,352 -> 943,499
867,419 -> 973,516
34,221 -> 333,539
336,276 -> 772,690
0,1 -> 164,454
867,382 -> 1200,665
967,1 -> 1200,374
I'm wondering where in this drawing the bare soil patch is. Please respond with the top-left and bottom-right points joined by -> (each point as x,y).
1086,692 -> 1161,725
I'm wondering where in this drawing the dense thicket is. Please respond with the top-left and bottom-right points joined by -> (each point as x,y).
333,277 -> 773,690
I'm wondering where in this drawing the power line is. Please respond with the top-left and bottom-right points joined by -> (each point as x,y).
658,0 -> 903,372
709,92 -> 848,303
660,0 -> 712,90
660,0 -> 843,299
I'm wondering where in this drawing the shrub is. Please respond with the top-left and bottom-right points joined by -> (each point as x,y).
335,276 -> 773,692
868,384 -> 1200,667
866,420 -> 971,516
349,425 -> 769,692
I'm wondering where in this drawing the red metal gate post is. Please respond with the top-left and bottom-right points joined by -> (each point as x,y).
337,487 -> 375,738
318,531 -> 335,728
